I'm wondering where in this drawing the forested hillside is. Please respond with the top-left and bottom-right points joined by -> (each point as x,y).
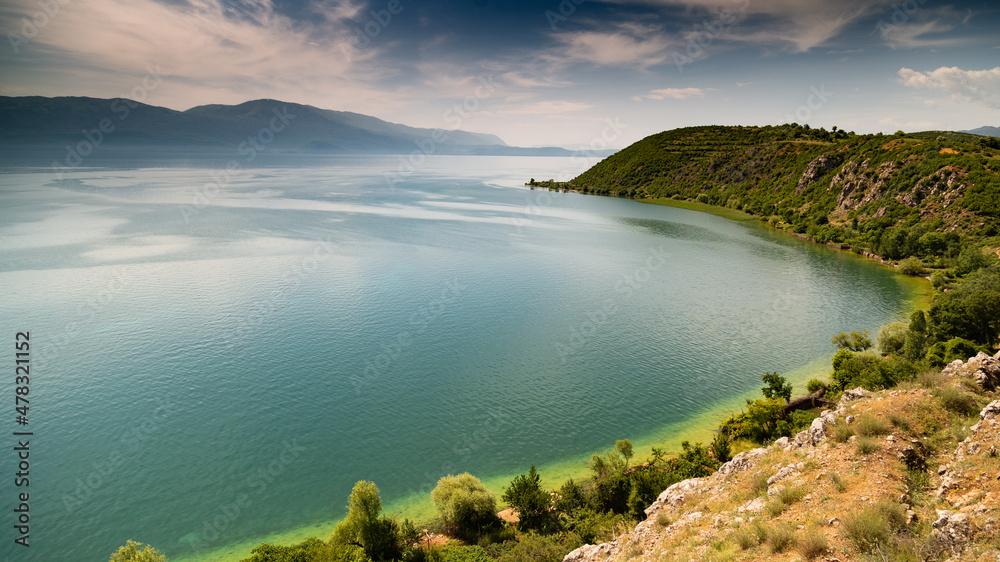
533,125 -> 1000,264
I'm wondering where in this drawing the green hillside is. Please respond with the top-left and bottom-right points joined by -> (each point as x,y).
534,124 -> 1000,263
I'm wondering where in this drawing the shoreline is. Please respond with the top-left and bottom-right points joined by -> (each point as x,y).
183,191 -> 931,562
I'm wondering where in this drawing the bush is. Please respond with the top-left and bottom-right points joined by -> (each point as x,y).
432,474 -> 500,542
332,481 -> 406,562
832,330 -> 872,351
709,432 -> 731,464
806,378 -> 827,393
831,423 -> 854,443
843,500 -> 907,553
733,520 -> 768,550
109,540 -> 166,562
767,524 -> 797,554
934,385 -> 980,416
830,472 -> 847,492
854,414 -> 890,437
877,322 -> 908,355
897,257 -> 925,276
761,372 -> 792,401
502,466 -> 550,532
926,337 -> 983,366
930,270 -> 947,289
832,350 -> 901,390
493,532 -> 583,562
242,539 -> 368,562
856,437 -> 879,455
797,528 -> 829,560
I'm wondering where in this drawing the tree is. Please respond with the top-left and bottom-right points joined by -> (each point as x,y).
109,540 -> 166,562
431,473 -> 499,541
331,481 -> 403,561
761,372 -> 792,401
877,322 -> 908,355
502,465 -> 550,531
904,310 -> 928,360
831,330 -> 872,352
241,539 -> 367,562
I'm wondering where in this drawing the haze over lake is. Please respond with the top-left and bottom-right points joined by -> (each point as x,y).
0,155 -> 916,561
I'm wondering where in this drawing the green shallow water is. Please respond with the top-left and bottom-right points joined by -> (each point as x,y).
0,155 -> 922,561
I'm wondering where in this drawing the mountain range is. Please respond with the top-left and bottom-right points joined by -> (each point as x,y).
0,96 -> 580,157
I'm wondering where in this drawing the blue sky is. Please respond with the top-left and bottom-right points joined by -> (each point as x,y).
1,0 -> 998,148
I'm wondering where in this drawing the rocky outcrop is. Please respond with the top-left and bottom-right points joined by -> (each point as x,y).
942,351 -> 1000,390
932,511 -> 974,553
795,152 -> 843,194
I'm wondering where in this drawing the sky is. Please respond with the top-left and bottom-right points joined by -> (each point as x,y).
1,0 -> 998,148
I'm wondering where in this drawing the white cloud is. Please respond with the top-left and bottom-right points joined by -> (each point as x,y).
636,87 -> 708,101
882,21 -> 962,50
547,24 -> 671,68
898,66 -> 1000,109
599,0 -> 891,52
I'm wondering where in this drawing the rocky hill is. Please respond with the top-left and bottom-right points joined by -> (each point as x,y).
564,352 -> 1000,562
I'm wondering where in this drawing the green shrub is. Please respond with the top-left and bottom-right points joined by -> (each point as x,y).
926,337 -> 983,366
897,257 -> 925,276
831,422 -> 854,443
934,385 -> 981,416
656,513 -> 672,527
832,330 -> 872,351
856,437 -> 879,455
110,540 -> 167,562
843,500 -> 907,553
431,474 -> 500,542
733,520 -> 768,550
710,432 -> 731,464
877,322 -> 909,355
806,378 -> 827,393
854,414 -> 890,437
493,532 -> 583,562
502,465 -> 550,532
440,545 -> 492,562
332,481 -> 408,562
767,523 -> 797,553
796,528 -> 828,560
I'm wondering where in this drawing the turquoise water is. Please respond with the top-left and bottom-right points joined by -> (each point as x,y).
0,155 -> 914,561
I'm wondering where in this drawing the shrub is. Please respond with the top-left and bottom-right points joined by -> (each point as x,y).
750,472 -> 769,497
733,520 -> 768,550
934,385 -> 980,416
854,414 -> 890,437
432,474 -> 500,542
831,422 -> 854,443
832,350 -> 900,390
767,523 -> 797,553
502,465 -> 550,532
832,330 -> 872,351
493,532 -> 583,562
655,513 -> 672,528
797,528 -> 829,560
806,378 -> 827,393
877,322 -> 909,355
761,372 -> 792,401
109,540 -> 166,562
926,337 -> 983,366
856,437 -> 879,455
242,539 -> 367,562
332,481 -> 407,562
710,432 -> 731,464
930,270 -> 947,289
897,257 -> 925,276
843,501 -> 907,553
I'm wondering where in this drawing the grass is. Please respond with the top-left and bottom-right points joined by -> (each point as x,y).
796,527 -> 828,560
854,413 -> 891,437
767,523 -> 797,554
831,422 -> 854,443
830,472 -> 848,493
856,436 -> 880,455
732,520 -> 769,550
934,384 -> 981,416
764,486 -> 805,516
843,500 -> 907,553
750,472 -> 769,497
656,513 -> 673,528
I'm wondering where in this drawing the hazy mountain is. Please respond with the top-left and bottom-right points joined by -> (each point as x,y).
963,126 -> 1000,137
0,96 -> 574,156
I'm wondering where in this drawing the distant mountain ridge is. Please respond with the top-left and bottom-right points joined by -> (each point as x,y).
0,96 -> 574,156
964,125 -> 1000,137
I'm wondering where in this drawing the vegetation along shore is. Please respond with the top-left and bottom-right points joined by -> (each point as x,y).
112,124 -> 999,561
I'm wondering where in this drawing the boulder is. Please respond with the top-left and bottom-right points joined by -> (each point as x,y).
932,511 -> 974,553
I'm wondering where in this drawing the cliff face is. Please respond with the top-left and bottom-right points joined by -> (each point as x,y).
565,352 -> 1000,562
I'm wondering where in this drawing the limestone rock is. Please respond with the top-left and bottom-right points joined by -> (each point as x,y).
932,511 -> 973,553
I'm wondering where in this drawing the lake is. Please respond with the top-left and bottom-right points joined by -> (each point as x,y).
0,155 -> 919,561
